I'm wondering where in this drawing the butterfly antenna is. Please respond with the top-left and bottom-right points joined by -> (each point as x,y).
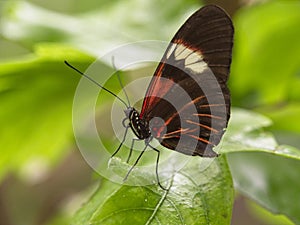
111,56 -> 131,107
64,61 -> 129,108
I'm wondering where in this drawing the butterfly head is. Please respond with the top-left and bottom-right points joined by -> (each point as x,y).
124,107 -> 134,119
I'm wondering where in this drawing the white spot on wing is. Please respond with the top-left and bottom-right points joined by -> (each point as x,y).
185,51 -> 207,73
185,52 -> 203,65
166,43 -> 177,59
170,42 -> 208,73
174,44 -> 193,60
186,60 -> 208,73
174,44 -> 185,57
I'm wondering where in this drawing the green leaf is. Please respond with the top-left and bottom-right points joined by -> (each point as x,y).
222,109 -> 300,224
72,155 -> 233,225
220,108 -> 300,160
71,106 -> 299,225
0,44 -> 94,180
228,152 -> 300,225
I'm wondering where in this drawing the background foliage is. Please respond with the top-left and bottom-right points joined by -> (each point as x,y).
0,0 -> 299,225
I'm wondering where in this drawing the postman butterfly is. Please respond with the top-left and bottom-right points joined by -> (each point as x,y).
65,5 -> 234,189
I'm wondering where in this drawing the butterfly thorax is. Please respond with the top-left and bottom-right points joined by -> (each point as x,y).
125,107 -> 151,140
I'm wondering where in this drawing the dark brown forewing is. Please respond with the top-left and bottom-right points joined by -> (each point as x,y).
140,5 -> 233,157
171,5 -> 233,83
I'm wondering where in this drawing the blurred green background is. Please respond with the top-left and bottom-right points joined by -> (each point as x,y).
0,0 -> 300,225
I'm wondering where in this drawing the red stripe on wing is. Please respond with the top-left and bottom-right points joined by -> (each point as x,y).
162,128 -> 198,139
193,113 -> 223,120
164,95 -> 206,126
186,134 -> 214,145
140,63 -> 174,118
200,104 -> 226,108
186,119 -> 218,133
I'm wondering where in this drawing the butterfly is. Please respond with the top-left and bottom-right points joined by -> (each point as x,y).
65,4 -> 234,189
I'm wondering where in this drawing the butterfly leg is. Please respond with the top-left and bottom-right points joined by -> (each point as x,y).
148,144 -> 167,190
123,144 -> 148,182
111,124 -> 130,158
127,138 -> 139,163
